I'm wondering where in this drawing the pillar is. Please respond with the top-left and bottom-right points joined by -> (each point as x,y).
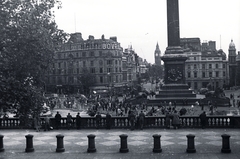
119,134 -> 129,153
186,134 -> 196,153
221,134 -> 231,153
166,0 -> 180,47
0,135 -> 4,152
152,134 -> 162,153
87,134 -> 96,153
56,134 -> 65,152
25,134 -> 34,152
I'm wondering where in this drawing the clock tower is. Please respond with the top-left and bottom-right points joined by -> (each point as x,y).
154,43 -> 161,65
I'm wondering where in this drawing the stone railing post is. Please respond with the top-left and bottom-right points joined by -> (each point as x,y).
221,134 -> 231,153
152,134 -> 162,153
186,134 -> 196,153
25,134 -> 34,152
56,134 -> 65,152
119,134 -> 128,153
0,135 -> 4,152
87,134 -> 96,153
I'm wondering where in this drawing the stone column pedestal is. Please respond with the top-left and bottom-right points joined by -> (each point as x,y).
119,134 -> 129,153
186,134 -> 196,153
56,134 -> 65,152
152,134 -> 162,153
87,134 -> 96,153
221,134 -> 231,153
0,135 -> 4,152
25,134 -> 34,152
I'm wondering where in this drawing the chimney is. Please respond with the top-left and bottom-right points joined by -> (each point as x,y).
88,35 -> 94,40
69,32 -> 83,43
110,36 -> 117,42
208,41 -> 216,51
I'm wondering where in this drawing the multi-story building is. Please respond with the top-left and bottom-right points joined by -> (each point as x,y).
182,38 -> 229,91
122,46 -> 141,89
236,51 -> 240,86
45,33 -> 147,94
45,33 -> 124,94
180,38 -> 201,52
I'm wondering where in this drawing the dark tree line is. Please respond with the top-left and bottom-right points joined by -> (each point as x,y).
0,0 -> 67,126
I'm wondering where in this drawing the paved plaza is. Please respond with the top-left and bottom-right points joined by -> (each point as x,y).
0,128 -> 239,159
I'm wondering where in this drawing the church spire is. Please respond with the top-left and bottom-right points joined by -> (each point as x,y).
154,42 -> 161,65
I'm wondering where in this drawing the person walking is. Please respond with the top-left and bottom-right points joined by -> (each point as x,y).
66,113 -> 72,130
172,110 -> 180,129
44,115 -> 50,131
199,111 -> 207,129
76,112 -> 81,129
33,114 -> 41,132
54,111 -> 61,130
138,111 -> 145,130
95,112 -> 102,129
106,112 -> 112,129
128,111 -> 136,131
165,111 -> 171,129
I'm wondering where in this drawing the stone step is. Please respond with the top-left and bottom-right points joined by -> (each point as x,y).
156,93 -> 196,98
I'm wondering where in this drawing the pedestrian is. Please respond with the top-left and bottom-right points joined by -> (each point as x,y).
128,111 -> 135,131
138,111 -> 145,130
3,113 -> 9,119
95,112 -> 102,129
44,115 -> 50,131
33,114 -> 41,132
199,111 -> 207,129
165,111 -> 171,129
76,112 -> 81,129
172,110 -> 180,129
54,111 -> 61,129
106,112 -> 112,129
66,113 -> 72,130
233,98 -> 236,107
173,101 -> 177,107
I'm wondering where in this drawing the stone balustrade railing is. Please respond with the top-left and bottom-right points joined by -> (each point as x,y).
0,116 -> 240,129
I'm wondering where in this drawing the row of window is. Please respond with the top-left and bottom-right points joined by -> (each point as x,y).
188,80 -> 225,90
187,71 -> 225,78
56,50 -> 122,59
49,67 -> 122,75
187,63 -> 226,69
47,75 -> 122,85
52,59 -> 122,69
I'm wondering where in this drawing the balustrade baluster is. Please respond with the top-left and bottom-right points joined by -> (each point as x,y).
227,118 -> 230,126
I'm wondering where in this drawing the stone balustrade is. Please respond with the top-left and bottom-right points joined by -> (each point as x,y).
0,115 -> 240,129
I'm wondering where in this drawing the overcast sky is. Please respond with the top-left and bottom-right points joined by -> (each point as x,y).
54,0 -> 240,64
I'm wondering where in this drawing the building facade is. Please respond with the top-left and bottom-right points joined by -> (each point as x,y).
236,51 -> 240,86
182,38 -> 229,91
45,33 -> 124,94
45,33 -> 147,94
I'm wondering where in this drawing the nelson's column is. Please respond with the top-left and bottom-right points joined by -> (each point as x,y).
148,0 -> 197,106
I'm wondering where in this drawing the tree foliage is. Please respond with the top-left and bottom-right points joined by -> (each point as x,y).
0,0 -> 67,125
79,68 -> 96,94
147,65 -> 164,81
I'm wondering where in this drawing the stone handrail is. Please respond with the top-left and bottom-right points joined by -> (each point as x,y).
0,115 -> 240,129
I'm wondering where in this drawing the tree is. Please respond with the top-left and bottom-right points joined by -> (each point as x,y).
147,65 -> 164,82
79,68 -> 96,95
0,0 -> 67,126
